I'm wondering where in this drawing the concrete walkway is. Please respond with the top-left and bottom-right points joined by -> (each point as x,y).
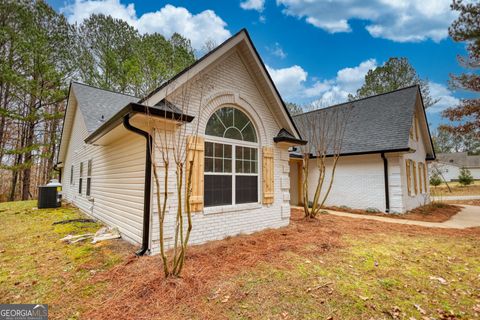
324,205 -> 480,229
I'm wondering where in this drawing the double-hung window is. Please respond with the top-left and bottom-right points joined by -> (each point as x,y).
86,160 -> 92,196
204,106 -> 259,207
79,162 -> 83,194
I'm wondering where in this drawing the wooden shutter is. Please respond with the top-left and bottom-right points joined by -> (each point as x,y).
186,135 -> 204,212
423,163 -> 428,192
413,161 -> 418,195
418,163 -> 423,194
406,159 -> 411,196
262,147 -> 274,204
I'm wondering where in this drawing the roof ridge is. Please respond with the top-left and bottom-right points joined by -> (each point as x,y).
139,28 -> 248,103
71,81 -> 139,99
293,84 -> 419,118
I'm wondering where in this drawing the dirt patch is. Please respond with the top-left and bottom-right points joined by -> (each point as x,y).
84,208 -> 480,320
324,203 -> 462,222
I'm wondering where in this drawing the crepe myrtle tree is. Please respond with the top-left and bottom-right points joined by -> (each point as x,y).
296,102 -> 353,218
145,73 -> 213,278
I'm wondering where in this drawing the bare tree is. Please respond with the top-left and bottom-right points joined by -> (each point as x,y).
295,103 -> 353,218
146,73 -> 212,277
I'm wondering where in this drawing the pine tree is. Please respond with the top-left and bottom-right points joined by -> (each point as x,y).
351,57 -> 438,108
442,0 -> 480,139
430,172 -> 442,187
458,167 -> 474,186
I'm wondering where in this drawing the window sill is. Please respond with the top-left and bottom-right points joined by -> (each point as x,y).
203,202 -> 262,215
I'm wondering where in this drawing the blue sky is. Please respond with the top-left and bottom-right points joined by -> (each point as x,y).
47,0 -> 470,130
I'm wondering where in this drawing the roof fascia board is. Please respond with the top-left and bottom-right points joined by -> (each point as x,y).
85,102 -> 194,144
307,147 -> 412,159
241,31 -> 301,140
142,33 -> 245,106
416,88 -> 436,160
57,84 -> 77,162
141,29 -> 301,140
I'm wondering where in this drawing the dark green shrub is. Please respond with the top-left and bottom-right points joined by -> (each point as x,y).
458,167 -> 474,186
430,172 -> 442,186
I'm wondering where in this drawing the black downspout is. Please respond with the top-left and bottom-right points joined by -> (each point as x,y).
123,114 -> 152,256
381,153 -> 390,213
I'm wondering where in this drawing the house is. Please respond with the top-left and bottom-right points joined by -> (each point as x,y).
57,28 -> 436,256
57,29 -> 306,255
431,152 -> 480,181
289,86 -> 436,213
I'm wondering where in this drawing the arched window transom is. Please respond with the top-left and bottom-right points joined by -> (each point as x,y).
205,107 -> 257,142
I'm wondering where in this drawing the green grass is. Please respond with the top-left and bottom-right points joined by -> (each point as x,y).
208,233 -> 480,319
0,201 -> 131,319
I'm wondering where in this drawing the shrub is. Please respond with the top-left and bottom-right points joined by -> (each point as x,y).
458,167 -> 474,186
429,172 -> 442,186
366,207 -> 380,213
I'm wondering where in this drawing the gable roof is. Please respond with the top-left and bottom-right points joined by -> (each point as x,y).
437,152 -> 480,168
57,82 -> 139,163
140,28 -> 302,140
71,82 -> 139,133
293,85 -> 434,158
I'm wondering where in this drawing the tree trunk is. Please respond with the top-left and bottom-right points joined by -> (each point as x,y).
21,120 -> 35,200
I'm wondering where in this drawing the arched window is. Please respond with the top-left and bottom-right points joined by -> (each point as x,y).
204,106 -> 259,207
205,107 -> 257,142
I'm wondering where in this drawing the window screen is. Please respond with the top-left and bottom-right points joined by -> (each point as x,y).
235,176 -> 258,204
204,175 -> 232,206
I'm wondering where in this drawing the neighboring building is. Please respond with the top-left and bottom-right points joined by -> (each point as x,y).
57,29 -> 305,255
431,152 -> 480,181
289,86 -> 436,213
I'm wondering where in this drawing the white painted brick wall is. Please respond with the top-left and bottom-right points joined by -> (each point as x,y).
148,50 -> 291,255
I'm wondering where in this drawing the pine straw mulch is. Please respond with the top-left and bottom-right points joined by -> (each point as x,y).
82,209 -> 480,320
325,203 -> 462,223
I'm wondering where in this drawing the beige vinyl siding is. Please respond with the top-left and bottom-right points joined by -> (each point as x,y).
61,98 -> 145,244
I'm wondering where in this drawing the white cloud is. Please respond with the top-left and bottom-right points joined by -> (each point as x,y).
267,59 -> 377,105
427,82 -> 460,113
276,0 -> 457,42
267,43 -> 287,59
240,0 -> 265,12
266,65 -> 307,100
62,0 -> 231,51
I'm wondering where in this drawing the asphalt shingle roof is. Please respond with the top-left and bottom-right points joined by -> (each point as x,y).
72,82 -> 139,133
437,152 -> 480,168
293,85 -> 420,155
